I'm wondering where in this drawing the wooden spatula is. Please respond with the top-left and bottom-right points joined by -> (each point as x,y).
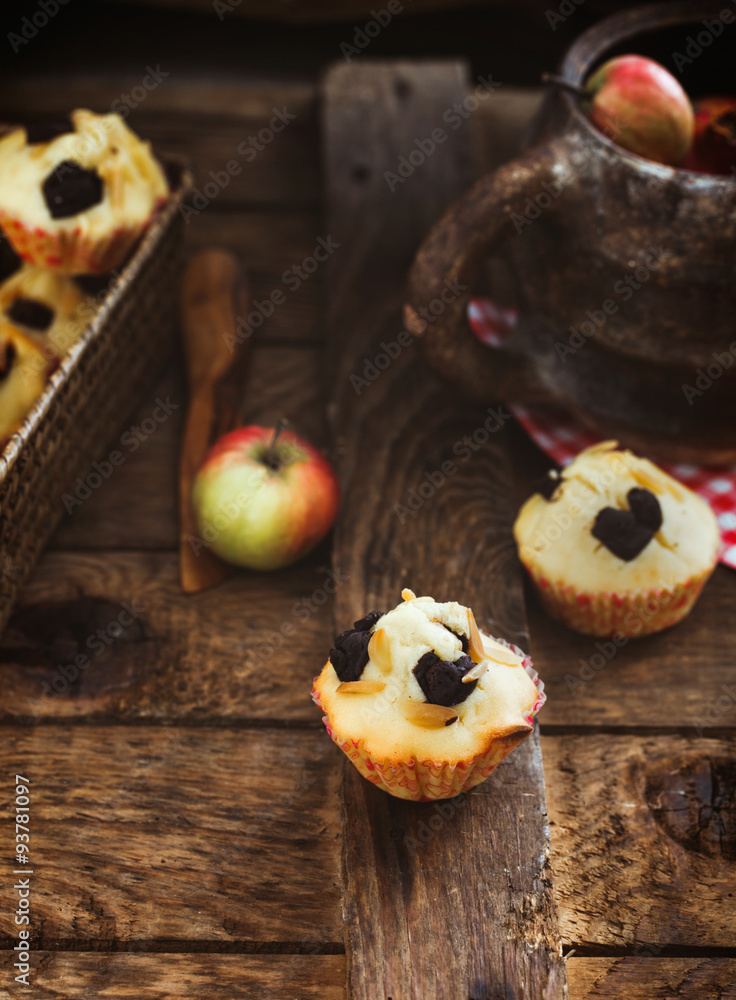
179,249 -> 251,593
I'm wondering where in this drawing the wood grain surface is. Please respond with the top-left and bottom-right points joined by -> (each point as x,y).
0,552 -> 335,723
323,60 -> 565,1000
544,733 -> 736,949
566,957 -> 736,999
0,727 -> 342,947
0,954 -> 347,999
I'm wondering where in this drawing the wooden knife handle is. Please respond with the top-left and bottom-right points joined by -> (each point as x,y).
178,249 -> 251,594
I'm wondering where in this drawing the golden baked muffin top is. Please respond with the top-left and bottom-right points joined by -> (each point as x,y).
514,441 -> 720,593
313,589 -> 541,764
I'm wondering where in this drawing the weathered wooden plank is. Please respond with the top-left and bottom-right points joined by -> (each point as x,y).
50,346 -> 325,551
542,733 -> 736,949
0,80 -> 320,208
567,957 -> 736,999
0,727 -> 342,946
0,551 -> 335,723
0,954 -> 347,999
323,60 -> 565,1000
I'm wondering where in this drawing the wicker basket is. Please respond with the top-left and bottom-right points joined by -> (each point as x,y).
0,159 -> 193,634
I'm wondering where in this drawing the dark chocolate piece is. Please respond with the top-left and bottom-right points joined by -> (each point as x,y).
534,469 -> 562,501
329,628 -> 372,683
0,341 -> 16,380
413,651 -> 477,707
592,507 -> 654,561
42,161 -> 103,219
627,487 -> 662,533
353,610 -> 383,632
7,297 -> 54,332
24,115 -> 74,144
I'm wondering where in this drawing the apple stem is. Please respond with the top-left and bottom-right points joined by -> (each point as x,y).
266,418 -> 288,471
542,72 -> 589,101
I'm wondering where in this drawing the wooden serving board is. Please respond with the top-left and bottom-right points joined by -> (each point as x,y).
323,61 -> 566,1000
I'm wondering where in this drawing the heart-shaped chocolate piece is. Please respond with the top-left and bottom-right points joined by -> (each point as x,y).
592,487 -> 662,561
627,486 -> 662,532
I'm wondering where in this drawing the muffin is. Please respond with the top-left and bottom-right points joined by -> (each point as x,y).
0,109 -> 169,274
514,441 -> 720,637
311,588 -> 544,801
0,266 -> 90,367
0,321 -> 52,442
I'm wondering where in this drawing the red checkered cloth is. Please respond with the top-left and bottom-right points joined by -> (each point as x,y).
468,299 -> 736,570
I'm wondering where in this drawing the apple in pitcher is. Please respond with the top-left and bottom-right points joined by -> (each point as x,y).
191,423 -> 340,571
584,55 -> 695,166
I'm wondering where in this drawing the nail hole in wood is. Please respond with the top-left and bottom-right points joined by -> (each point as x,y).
351,164 -> 371,184
394,78 -> 411,101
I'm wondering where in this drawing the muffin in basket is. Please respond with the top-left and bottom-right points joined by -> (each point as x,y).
312,588 -> 544,801
0,266 -> 90,366
0,321 -> 52,442
513,441 -> 720,638
0,109 -> 169,274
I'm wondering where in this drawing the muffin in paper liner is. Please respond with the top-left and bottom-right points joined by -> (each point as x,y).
0,109 -> 168,275
525,562 -> 713,638
514,441 -> 720,639
0,207 -> 163,275
311,591 -> 545,802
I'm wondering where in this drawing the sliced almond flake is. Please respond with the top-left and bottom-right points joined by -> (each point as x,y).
462,660 -> 488,683
401,588 -> 416,602
587,439 -> 619,453
368,627 -> 392,674
400,700 -> 458,728
631,466 -> 682,500
336,680 -> 386,694
482,638 -> 523,665
654,529 -> 677,552
466,608 -> 486,663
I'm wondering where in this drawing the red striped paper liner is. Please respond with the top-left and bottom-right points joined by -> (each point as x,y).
0,201 -> 165,275
522,561 -> 714,638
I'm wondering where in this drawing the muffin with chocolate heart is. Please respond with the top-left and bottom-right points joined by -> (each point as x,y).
311,588 -> 544,801
0,321 -> 53,442
0,267 -> 91,367
514,441 -> 720,637
0,109 -> 168,274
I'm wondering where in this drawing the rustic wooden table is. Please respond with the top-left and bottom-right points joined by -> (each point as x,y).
0,57 -> 734,1000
